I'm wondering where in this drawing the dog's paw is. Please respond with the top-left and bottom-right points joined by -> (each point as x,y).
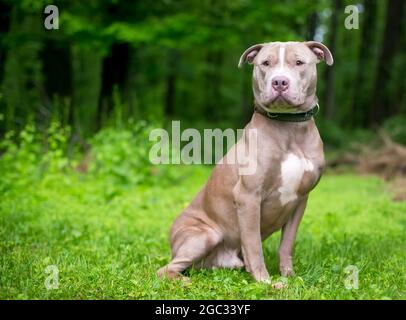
279,266 -> 295,277
258,277 -> 272,284
157,266 -> 188,282
252,269 -> 271,284
157,266 -> 170,278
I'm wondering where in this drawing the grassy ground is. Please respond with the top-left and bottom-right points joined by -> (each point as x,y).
0,165 -> 405,299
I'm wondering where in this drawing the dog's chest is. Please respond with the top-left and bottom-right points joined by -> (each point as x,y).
276,153 -> 321,205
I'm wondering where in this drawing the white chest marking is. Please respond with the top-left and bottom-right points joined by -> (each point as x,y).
278,153 -> 314,205
279,45 -> 286,69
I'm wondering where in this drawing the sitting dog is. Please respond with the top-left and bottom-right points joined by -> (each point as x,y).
158,41 -> 333,283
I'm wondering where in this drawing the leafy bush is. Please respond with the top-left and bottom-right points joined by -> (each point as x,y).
0,122 -> 71,193
382,116 -> 406,145
317,119 -> 349,149
0,120 -> 180,197
317,119 -> 375,151
89,120 -> 158,186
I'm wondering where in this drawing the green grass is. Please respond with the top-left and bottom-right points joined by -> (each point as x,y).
1,166 -> 405,299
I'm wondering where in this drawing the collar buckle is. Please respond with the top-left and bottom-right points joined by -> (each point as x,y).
266,112 -> 278,118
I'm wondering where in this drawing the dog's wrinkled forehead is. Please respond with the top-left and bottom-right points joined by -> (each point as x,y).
238,40 -> 333,68
255,42 -> 316,65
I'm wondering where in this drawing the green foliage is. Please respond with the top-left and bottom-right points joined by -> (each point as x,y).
42,121 -> 71,173
0,122 -> 70,193
382,115 -> 406,145
89,120 -> 167,187
0,119 -> 179,200
71,45 -> 104,136
0,125 -> 41,192
317,118 -> 374,151
317,119 -> 349,148
1,8 -> 44,132
1,0 -> 404,139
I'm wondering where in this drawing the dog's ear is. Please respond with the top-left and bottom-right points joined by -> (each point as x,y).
305,41 -> 334,66
238,44 -> 264,68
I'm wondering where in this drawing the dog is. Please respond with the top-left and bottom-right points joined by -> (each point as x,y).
157,41 -> 333,283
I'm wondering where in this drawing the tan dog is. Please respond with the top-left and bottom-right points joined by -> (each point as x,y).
158,41 -> 333,283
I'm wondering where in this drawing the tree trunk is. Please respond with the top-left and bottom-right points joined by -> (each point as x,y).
71,45 -> 103,137
1,7 -> 44,132
204,49 -> 223,121
397,24 -> 406,115
323,0 -> 341,120
164,49 -> 177,119
370,0 -> 405,124
0,2 -> 11,85
123,46 -> 138,121
306,12 -> 319,40
351,0 -> 378,127
41,39 -> 73,125
97,43 -> 129,130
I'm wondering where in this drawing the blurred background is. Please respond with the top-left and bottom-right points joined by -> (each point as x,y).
0,0 -> 405,187
0,0 -> 404,134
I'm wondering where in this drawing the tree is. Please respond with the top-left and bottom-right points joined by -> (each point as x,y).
370,0 -> 405,124
323,0 -> 342,120
351,0 -> 378,127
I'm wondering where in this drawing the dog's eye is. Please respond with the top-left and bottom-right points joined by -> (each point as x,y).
296,60 -> 305,66
262,60 -> 270,66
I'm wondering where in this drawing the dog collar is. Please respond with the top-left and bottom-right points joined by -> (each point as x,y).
255,103 -> 320,122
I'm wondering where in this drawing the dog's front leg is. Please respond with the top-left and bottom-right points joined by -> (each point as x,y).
279,196 -> 308,277
233,181 -> 269,283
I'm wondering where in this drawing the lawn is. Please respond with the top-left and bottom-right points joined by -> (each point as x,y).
0,165 -> 405,299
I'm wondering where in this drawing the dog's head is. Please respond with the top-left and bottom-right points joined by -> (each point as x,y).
239,41 -> 333,112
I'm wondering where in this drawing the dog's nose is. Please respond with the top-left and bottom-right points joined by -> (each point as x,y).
272,76 -> 289,92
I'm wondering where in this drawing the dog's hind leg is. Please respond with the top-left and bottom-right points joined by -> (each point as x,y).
157,218 -> 222,280
199,244 -> 244,270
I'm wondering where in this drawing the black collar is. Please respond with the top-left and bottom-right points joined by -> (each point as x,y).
255,104 -> 320,122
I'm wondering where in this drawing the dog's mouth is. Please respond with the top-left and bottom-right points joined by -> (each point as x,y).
271,95 -> 289,104
265,92 -> 295,107
258,90 -> 306,110
261,90 -> 307,109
